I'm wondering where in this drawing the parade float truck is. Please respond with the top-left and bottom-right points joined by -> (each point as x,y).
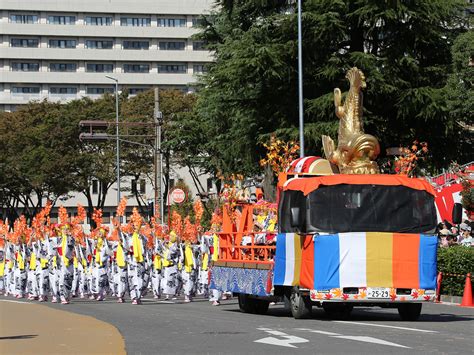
209,67 -> 448,320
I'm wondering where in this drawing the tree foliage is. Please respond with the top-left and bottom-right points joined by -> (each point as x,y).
194,0 -> 470,177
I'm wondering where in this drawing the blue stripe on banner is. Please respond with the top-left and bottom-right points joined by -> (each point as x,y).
273,233 -> 287,286
419,234 -> 438,289
314,234 -> 340,290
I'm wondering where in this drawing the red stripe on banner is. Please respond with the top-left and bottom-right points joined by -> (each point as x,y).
392,233 -> 420,289
299,235 -> 314,289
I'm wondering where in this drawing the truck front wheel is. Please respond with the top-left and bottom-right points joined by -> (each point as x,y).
397,303 -> 422,321
290,287 -> 312,319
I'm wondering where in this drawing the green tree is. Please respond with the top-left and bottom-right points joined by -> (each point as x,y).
195,0 -> 469,178
445,30 -> 474,165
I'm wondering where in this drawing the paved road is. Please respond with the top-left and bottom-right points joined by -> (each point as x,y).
33,296 -> 473,354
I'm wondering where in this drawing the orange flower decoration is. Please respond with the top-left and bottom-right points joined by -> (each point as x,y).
116,197 -> 128,217
130,207 -> 143,230
171,210 -> 183,237
92,208 -> 103,227
59,205 -> 69,224
72,204 -> 86,225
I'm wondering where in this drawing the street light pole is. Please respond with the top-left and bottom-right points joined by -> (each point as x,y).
297,0 -> 304,158
106,75 -> 120,208
154,88 -> 163,224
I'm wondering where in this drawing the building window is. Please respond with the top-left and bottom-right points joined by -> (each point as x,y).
86,63 -> 114,72
207,178 -> 214,192
50,63 -> 77,72
157,18 -> 186,27
123,64 -> 150,73
49,39 -> 77,48
131,179 -> 146,194
87,87 -> 114,94
128,88 -> 147,95
158,64 -> 187,74
123,41 -> 149,50
11,38 -> 39,48
48,15 -> 76,25
92,180 -> 99,194
158,41 -> 185,50
11,62 -> 39,72
102,212 -> 111,224
193,64 -> 208,74
10,14 -> 38,24
120,17 -> 151,27
50,87 -> 77,94
193,41 -> 206,51
85,16 -> 112,26
140,179 -> 146,194
85,40 -> 113,49
12,86 -> 40,94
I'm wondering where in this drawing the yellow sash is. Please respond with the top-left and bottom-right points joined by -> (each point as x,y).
29,252 -> 37,270
184,245 -> 194,273
132,232 -> 144,263
52,256 -> 57,268
40,258 -> 48,269
95,238 -> 103,266
117,243 -> 126,267
202,253 -> 209,271
212,234 -> 219,262
0,261 -> 5,276
81,258 -> 86,267
162,248 -> 171,267
73,256 -> 78,268
62,235 -> 69,267
8,260 -> 13,269
17,253 -> 25,270
153,254 -> 162,270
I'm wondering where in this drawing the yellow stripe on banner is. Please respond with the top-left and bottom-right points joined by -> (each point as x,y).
366,232 -> 393,287
292,234 -> 302,286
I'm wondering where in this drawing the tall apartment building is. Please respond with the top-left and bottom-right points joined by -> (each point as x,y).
0,1 -> 216,224
0,0 -> 214,112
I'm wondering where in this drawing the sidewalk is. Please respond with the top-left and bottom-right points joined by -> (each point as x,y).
0,300 -> 126,354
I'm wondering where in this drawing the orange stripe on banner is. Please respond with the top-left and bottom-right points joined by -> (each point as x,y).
299,235 -> 314,289
292,234 -> 302,286
366,232 -> 393,287
392,233 -> 420,289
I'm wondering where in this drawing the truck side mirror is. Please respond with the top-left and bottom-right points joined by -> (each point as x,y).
452,203 -> 463,225
290,207 -> 300,228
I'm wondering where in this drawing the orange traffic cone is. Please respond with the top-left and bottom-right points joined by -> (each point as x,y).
460,273 -> 473,307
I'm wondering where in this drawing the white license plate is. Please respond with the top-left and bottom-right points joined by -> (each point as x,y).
367,288 -> 390,299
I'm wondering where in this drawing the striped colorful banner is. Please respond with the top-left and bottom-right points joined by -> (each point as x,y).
299,232 -> 438,290
273,233 -> 303,286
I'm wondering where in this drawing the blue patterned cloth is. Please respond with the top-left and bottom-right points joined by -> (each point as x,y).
209,266 -> 272,297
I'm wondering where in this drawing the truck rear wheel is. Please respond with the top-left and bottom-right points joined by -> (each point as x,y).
255,300 -> 270,315
238,294 -> 256,313
397,303 -> 422,321
290,287 -> 312,319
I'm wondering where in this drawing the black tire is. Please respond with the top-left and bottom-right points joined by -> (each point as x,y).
322,304 -> 353,319
290,287 -> 312,319
255,300 -> 270,315
398,303 -> 422,321
238,294 -> 256,313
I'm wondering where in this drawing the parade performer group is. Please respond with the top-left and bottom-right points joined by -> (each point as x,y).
0,198 -> 222,306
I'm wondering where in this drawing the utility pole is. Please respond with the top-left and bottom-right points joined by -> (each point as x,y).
297,0 -> 304,158
154,88 -> 163,224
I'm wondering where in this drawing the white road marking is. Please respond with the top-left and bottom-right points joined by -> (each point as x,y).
332,335 -> 410,348
295,328 -> 341,336
0,299 -> 33,304
255,328 -> 309,348
156,300 -> 175,304
332,320 -> 437,333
